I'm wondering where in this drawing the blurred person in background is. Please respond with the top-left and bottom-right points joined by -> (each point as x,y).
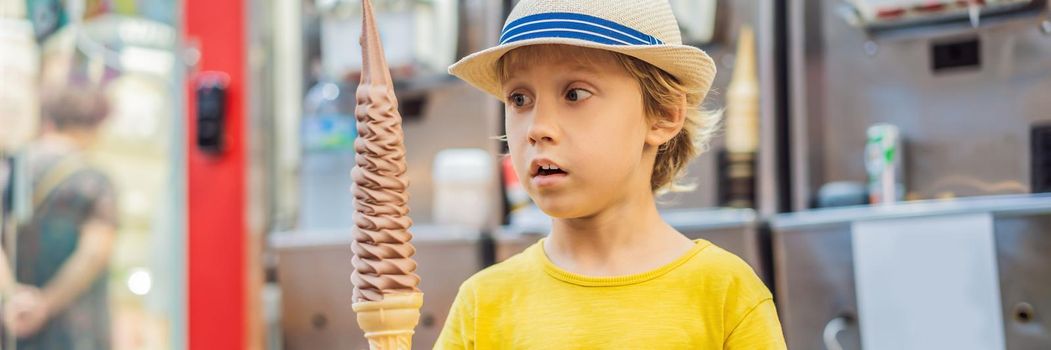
1,82 -> 117,350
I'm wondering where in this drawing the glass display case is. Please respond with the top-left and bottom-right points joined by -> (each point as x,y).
2,2 -> 186,349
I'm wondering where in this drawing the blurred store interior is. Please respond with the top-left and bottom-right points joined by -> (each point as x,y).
0,0 -> 1050,349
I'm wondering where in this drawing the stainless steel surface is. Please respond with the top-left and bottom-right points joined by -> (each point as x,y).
823,316 -> 851,350
271,226 -> 483,349
757,0 -> 784,216
995,213 -> 1051,348
772,193 -> 1051,229
772,195 -> 1051,349
496,208 -> 769,282
773,221 -> 861,350
787,0 -> 1051,211
787,0 -> 823,212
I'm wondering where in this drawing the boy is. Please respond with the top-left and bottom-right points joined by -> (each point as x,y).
1,84 -> 118,350
437,0 -> 786,348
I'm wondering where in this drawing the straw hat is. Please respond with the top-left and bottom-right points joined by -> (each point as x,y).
448,0 -> 716,101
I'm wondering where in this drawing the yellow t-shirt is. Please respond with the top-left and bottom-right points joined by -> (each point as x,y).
435,239 -> 787,349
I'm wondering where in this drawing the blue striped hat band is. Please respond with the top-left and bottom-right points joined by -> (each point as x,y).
499,12 -> 664,46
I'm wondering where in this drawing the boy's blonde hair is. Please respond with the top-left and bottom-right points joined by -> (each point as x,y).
498,45 -> 720,193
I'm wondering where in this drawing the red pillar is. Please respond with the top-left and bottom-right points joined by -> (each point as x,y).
183,0 -> 246,348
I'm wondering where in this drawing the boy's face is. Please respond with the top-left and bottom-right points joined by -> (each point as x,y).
502,45 -> 655,219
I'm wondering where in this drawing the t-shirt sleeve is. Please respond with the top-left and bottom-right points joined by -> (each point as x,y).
82,170 -> 118,227
724,298 -> 787,350
434,282 -> 476,350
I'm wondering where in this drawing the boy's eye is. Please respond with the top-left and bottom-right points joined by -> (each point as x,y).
510,93 -> 533,107
565,88 -> 592,102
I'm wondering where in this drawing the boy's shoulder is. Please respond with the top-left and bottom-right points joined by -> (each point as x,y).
690,241 -> 757,276
683,240 -> 772,301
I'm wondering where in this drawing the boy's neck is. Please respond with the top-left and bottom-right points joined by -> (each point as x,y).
544,189 -> 694,277
40,130 -> 94,150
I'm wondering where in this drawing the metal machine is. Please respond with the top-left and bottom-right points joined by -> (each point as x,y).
772,194 -> 1051,349
785,0 -> 1051,210
770,1 -> 1051,347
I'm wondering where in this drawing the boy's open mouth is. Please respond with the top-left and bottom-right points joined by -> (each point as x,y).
536,166 -> 567,177
530,159 -> 569,178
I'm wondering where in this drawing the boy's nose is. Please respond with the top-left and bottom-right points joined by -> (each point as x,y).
528,128 -> 556,145
527,99 -> 559,146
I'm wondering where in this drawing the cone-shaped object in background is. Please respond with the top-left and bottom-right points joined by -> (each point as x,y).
350,0 -> 423,348
724,25 -> 759,154
718,25 -> 760,209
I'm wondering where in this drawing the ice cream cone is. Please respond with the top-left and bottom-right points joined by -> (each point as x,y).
351,0 -> 423,348
352,292 -> 424,350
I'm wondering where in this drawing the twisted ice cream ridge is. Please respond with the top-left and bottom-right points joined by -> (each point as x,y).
350,0 -> 420,303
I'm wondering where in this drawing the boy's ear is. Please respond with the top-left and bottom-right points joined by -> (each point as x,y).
645,93 -> 687,147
